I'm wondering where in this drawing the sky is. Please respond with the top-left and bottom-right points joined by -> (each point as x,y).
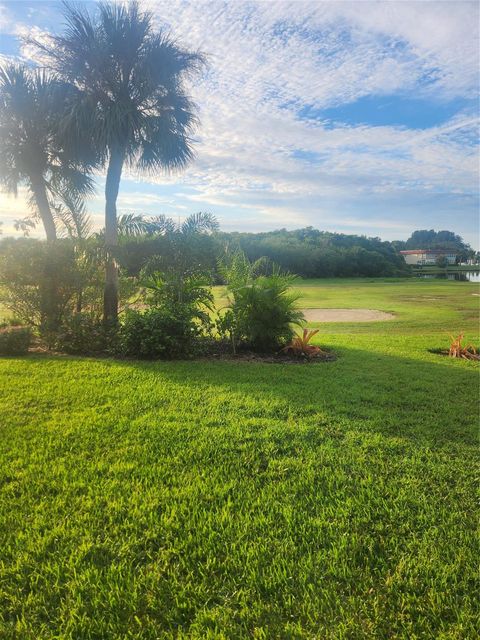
0,0 -> 479,247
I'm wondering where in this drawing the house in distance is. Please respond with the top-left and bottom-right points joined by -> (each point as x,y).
400,249 -> 457,265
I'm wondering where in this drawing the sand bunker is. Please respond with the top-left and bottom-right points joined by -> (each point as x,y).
302,308 -> 395,322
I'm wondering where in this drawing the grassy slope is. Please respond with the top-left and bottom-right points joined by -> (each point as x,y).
1,278 -> 479,639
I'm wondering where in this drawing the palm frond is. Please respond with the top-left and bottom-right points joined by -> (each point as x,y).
117,213 -> 152,237
53,193 -> 93,240
144,214 -> 176,235
181,212 -> 219,235
0,61 -> 95,239
27,1 -> 205,177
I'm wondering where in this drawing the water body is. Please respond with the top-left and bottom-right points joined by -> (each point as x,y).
416,271 -> 480,282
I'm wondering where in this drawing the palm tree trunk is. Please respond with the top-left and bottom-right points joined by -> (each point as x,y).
29,174 -> 58,338
103,146 -> 125,323
29,175 -> 57,241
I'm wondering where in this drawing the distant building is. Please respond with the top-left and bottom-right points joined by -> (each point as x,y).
399,249 -> 457,266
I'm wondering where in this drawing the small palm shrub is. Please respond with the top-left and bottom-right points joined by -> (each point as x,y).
140,268 -> 214,327
118,261 -> 215,359
233,274 -> 304,351
219,252 -> 304,352
0,325 -> 32,355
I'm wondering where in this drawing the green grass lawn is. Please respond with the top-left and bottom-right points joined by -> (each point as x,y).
1,278 -> 479,639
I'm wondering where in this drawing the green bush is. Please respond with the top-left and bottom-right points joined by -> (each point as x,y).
54,313 -> 109,355
232,274 -> 304,351
220,251 -> 304,352
0,325 -> 32,355
117,307 -> 206,359
117,262 -> 214,359
0,238 -> 92,336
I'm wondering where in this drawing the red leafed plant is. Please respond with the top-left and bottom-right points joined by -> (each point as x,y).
281,328 -> 325,358
448,333 -> 480,360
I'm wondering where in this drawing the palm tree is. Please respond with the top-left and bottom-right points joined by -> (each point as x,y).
0,63 -> 93,241
33,1 -> 204,322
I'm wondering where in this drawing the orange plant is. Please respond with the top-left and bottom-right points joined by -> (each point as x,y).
448,333 -> 480,360
282,328 -> 325,357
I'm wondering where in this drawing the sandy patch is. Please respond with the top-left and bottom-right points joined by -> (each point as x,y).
302,308 -> 395,322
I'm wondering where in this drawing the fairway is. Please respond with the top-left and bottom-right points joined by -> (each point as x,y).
1,278 -> 479,639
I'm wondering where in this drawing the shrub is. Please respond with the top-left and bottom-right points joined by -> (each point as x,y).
233,274 -> 304,351
117,306 -> 206,359
0,238 -> 92,336
54,313 -> 109,355
0,325 -> 32,355
140,268 -> 214,325
220,252 -> 304,352
215,309 -> 237,353
282,329 -> 324,358
118,262 -> 215,359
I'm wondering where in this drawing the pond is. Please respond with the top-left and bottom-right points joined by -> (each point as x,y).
415,271 -> 480,282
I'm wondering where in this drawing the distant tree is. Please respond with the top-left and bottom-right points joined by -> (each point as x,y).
435,255 -> 448,268
33,1 -> 204,323
406,229 -> 469,252
215,227 -> 408,278
0,63 -> 93,241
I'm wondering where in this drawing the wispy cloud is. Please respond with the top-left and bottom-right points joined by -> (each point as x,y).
0,0 -> 478,246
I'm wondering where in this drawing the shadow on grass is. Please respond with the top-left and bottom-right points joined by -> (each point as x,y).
89,345 -> 478,449
3,344 -> 477,450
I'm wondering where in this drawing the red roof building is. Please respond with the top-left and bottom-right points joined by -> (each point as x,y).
399,249 -> 457,265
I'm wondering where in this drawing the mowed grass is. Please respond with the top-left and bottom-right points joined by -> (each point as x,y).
1,279 -> 479,639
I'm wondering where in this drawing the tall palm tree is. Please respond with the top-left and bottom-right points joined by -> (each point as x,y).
0,63 -> 93,241
34,1 -> 204,322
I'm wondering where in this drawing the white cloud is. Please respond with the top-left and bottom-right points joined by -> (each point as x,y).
139,1 -> 479,205
0,0 -> 478,245
0,3 -> 12,33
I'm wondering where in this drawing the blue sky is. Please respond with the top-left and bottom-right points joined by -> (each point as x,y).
0,0 -> 479,247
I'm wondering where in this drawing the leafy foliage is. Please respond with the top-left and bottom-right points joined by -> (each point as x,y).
33,1 -> 205,174
116,214 -> 217,359
141,270 -> 214,324
117,307 -> 206,359
0,324 -> 32,355
220,252 -> 304,352
215,228 -> 410,278
232,274 -> 304,351
405,229 -> 471,253
53,194 -> 93,240
53,313 -> 110,355
0,238 -> 86,334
